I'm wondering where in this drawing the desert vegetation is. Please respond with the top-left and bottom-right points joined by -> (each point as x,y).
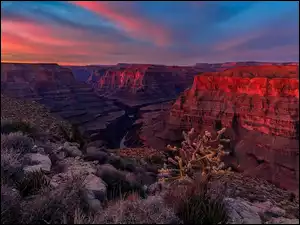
1,118 -> 298,224
0,119 -> 231,224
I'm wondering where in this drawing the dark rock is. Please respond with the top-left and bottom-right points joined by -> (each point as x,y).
84,152 -> 108,164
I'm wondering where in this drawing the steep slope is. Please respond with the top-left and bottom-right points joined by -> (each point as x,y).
1,94 -> 72,140
130,65 -> 299,192
0,63 -> 129,147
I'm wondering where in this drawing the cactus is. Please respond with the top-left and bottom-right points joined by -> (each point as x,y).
159,127 -> 232,182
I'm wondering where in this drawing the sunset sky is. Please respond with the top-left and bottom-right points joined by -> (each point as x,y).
1,1 -> 299,65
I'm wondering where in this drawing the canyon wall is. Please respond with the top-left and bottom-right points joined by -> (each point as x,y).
165,65 -> 299,192
1,63 -> 76,84
92,64 -> 201,106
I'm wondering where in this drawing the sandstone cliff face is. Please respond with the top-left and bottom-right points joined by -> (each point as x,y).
97,65 -> 198,93
165,65 -> 299,191
1,63 -> 78,100
1,63 -> 76,84
89,64 -> 201,107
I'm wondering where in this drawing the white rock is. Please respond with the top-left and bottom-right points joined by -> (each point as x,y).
24,153 -> 51,172
82,174 -> 107,210
266,217 -> 299,224
62,142 -> 82,157
253,200 -> 286,217
224,198 -> 262,224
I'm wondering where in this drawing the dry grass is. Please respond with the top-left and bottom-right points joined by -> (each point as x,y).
75,195 -> 180,224
118,148 -> 165,165
19,176 -> 85,224
1,132 -> 34,154
1,147 -> 23,185
163,174 -> 228,225
1,184 -> 22,224
1,119 -> 40,139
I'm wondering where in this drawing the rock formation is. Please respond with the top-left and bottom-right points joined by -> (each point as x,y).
136,65 -> 299,192
90,64 -> 201,107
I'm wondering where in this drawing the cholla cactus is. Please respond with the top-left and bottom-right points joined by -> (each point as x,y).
159,127 -> 231,182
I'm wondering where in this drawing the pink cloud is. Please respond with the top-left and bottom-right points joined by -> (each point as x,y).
71,1 -> 173,46
1,19 -> 84,47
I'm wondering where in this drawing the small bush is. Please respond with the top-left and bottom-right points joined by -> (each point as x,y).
164,174 -> 228,225
1,120 -> 38,137
1,148 -> 23,185
94,195 -> 181,224
1,132 -> 34,154
177,193 -> 228,225
20,176 -> 85,224
1,184 -> 22,224
16,170 -> 49,197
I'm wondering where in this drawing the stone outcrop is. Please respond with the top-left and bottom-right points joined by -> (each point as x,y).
144,65 -> 299,192
87,64 -> 202,107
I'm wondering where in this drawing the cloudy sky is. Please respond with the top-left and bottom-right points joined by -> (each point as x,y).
1,1 -> 299,65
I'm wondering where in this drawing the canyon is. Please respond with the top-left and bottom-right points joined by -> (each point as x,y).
133,65 -> 299,192
1,62 -> 299,192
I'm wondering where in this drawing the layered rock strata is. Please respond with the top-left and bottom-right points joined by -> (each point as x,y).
167,65 -> 299,191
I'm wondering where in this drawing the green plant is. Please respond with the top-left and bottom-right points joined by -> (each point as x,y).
1,120 -> 37,137
177,193 -> 228,225
164,175 -> 228,225
16,170 -> 49,197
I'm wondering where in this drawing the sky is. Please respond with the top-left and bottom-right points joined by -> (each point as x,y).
1,1 -> 299,65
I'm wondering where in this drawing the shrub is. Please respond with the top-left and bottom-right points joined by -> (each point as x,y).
1,120 -> 39,138
1,132 -> 34,154
20,176 -> 85,224
159,127 -> 231,182
94,195 -> 181,224
1,148 -> 23,185
15,170 -> 49,197
164,174 -> 228,225
1,184 -> 22,224
98,166 -> 143,200
177,193 -> 228,225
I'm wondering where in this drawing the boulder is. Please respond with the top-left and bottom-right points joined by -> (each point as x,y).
96,164 -> 142,199
82,174 -> 107,211
23,153 -> 51,173
86,140 -> 107,148
56,151 -> 67,160
50,157 -> 97,188
224,198 -> 262,224
86,146 -> 107,154
84,152 -> 108,164
61,142 -> 82,157
266,217 -> 299,224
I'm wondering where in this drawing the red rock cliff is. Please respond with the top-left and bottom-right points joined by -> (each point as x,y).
167,65 -> 299,192
1,63 -> 76,84
96,65 -> 199,94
